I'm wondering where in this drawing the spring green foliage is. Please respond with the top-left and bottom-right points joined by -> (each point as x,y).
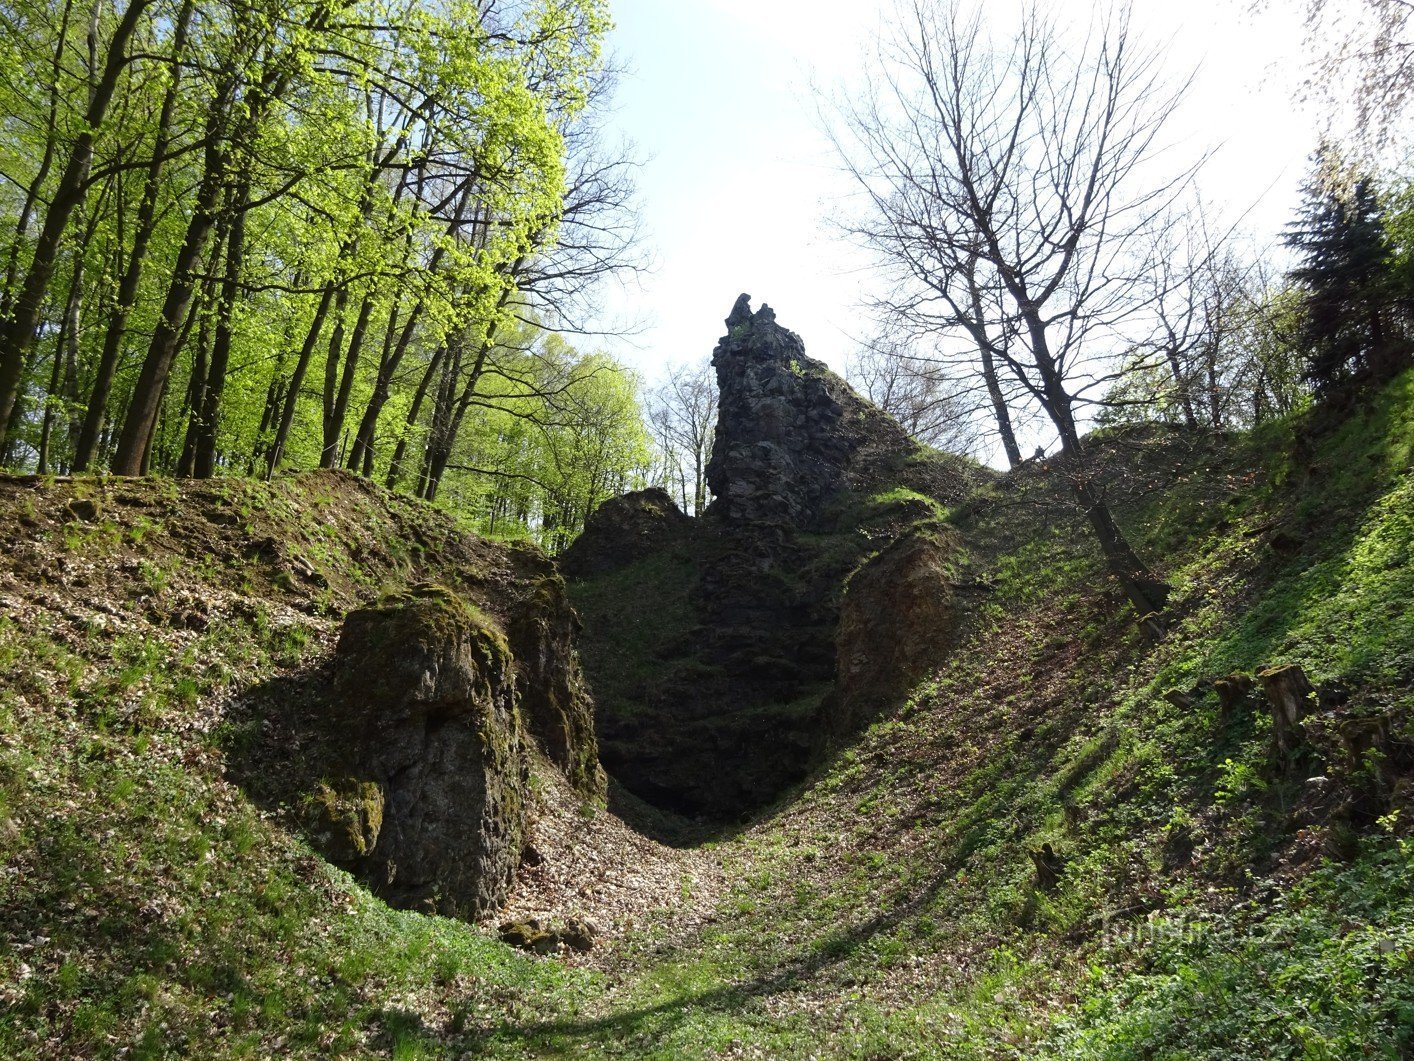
0,0 -> 640,543
6,370 -> 1412,1055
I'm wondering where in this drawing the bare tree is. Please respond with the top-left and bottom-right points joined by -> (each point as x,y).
834,0 -> 1201,627
847,332 -> 976,453
645,357 -> 716,515
1280,0 -> 1414,153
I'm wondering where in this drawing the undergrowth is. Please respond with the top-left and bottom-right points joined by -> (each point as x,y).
2,372 -> 1412,1056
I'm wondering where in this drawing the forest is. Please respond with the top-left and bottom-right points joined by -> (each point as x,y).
2,0 -> 1414,1055
0,0 -> 1411,543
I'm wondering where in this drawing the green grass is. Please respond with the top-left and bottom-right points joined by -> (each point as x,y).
3,375 -> 1413,1056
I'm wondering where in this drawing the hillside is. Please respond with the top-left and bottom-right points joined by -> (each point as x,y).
2,343 -> 1412,1054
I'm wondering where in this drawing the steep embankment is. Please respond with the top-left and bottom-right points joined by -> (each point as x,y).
524,371 -> 1413,1057
1,367 -> 1411,1056
0,471 -> 718,1055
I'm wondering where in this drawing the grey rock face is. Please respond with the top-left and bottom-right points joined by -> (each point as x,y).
568,297 -> 977,821
706,295 -> 914,529
331,585 -> 528,919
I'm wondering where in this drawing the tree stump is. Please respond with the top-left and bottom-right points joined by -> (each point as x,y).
1259,664 -> 1318,762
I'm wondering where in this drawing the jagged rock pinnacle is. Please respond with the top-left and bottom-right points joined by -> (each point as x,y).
705,299 -> 911,527
726,293 -> 753,328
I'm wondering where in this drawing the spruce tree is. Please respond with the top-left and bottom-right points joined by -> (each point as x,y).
1284,153 -> 1394,393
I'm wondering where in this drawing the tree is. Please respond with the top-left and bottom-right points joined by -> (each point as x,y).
1284,149 -> 1406,393
0,0 -> 157,455
847,333 -> 975,452
835,0 -> 1195,626
645,358 -> 716,515
1280,0 -> 1414,151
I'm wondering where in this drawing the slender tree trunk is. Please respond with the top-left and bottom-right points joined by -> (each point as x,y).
2,0 -> 78,314
39,257 -> 85,473
111,108 -> 230,475
177,278 -> 217,476
321,290 -> 374,469
74,0 -> 195,471
1164,346 -> 1199,429
386,344 -> 446,490
351,299 -> 425,475
249,375 -> 283,474
419,344 -> 459,501
267,281 -> 337,477
193,175 -> 250,478
980,343 -> 1022,466
1025,307 -> 1169,629
0,0 -> 156,452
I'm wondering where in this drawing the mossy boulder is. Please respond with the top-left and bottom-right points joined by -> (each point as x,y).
306,778 -> 384,862
331,583 -> 528,919
559,488 -> 690,579
832,526 -> 968,733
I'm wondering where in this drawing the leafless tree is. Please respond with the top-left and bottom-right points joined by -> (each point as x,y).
1279,0 -> 1414,153
833,0 -> 1203,627
645,357 -> 716,515
847,332 -> 977,453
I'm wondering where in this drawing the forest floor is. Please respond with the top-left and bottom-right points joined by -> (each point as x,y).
2,370 -> 1413,1057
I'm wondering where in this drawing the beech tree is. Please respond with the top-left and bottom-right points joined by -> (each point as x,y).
835,0 -> 1198,626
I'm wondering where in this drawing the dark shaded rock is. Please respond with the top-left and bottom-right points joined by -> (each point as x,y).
559,488 -> 690,579
561,916 -> 597,952
502,551 -> 606,796
832,526 -> 966,733
63,497 -> 100,523
497,916 -> 597,955
568,297 -> 983,823
331,584 -> 528,919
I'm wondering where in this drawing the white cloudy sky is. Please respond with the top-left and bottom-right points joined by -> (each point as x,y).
590,0 -> 1322,381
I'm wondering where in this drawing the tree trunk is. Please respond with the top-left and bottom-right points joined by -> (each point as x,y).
386,344 -> 446,491
193,176 -> 251,478
73,0 -> 195,471
321,290 -> 374,469
39,256 -> 85,473
177,279 -> 217,477
350,299 -> 425,475
0,0 -> 155,453
111,115 -> 229,476
980,342 -> 1022,467
266,281 -> 337,477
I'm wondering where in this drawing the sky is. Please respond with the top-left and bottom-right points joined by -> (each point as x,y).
590,0 -> 1323,384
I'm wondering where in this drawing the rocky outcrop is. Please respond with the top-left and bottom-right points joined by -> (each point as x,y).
499,550 -> 605,796
560,488 -> 690,579
325,585 -> 529,919
706,295 -> 916,529
833,526 -> 967,735
285,559 -> 605,921
567,296 -> 980,822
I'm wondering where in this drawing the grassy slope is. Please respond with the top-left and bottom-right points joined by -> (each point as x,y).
475,373 -> 1414,1058
2,374 -> 1412,1057
0,473 -> 603,1056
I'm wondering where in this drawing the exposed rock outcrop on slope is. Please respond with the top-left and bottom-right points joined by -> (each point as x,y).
566,297 -> 987,822
319,585 -> 528,920
706,294 -> 919,529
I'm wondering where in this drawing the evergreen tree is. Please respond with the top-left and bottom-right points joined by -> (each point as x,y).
1284,152 -> 1396,392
